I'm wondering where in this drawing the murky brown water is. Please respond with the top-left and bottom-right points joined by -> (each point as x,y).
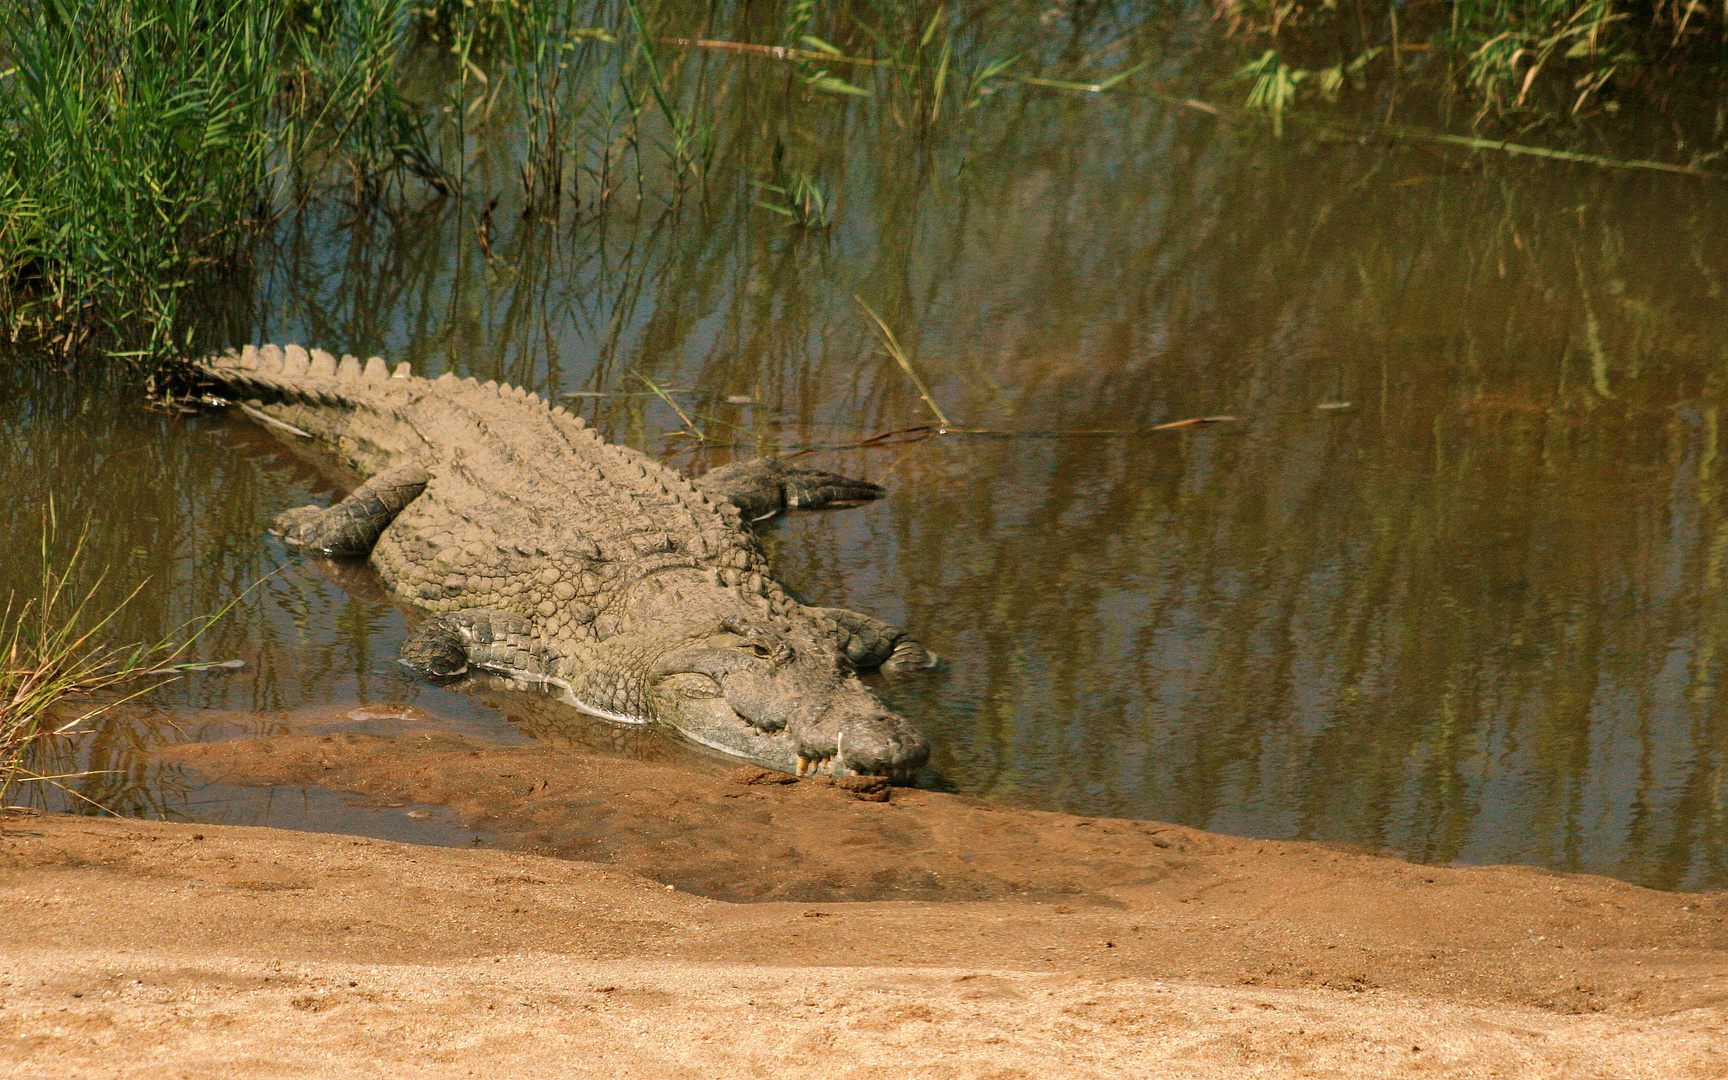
6,22 -> 1728,888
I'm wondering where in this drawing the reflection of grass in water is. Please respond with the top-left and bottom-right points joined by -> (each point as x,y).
1,505 -> 233,810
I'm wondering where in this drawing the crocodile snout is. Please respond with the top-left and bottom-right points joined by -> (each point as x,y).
792,708 -> 928,785
839,712 -> 930,783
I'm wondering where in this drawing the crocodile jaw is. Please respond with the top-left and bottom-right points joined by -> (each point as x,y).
661,705 -> 926,787
647,643 -> 929,785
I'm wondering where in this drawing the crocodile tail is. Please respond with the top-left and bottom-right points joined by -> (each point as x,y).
197,343 -> 410,398
196,343 -> 418,456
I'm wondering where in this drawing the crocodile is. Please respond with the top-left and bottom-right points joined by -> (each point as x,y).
195,343 -> 933,783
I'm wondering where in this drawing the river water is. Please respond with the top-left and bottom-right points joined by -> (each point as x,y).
5,22 -> 1728,889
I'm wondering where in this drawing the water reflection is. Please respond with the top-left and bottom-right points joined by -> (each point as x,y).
8,34 -> 1728,889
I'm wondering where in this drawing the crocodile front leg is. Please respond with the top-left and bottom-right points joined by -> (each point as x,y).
399,608 -> 562,683
274,464 -> 430,556
808,606 -> 936,674
693,457 -> 883,522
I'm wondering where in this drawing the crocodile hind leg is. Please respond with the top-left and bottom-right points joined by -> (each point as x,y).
399,608 -> 561,683
274,464 -> 430,556
807,606 -> 936,675
693,458 -> 883,522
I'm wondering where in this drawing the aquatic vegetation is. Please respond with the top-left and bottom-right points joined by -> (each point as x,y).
0,508 -> 230,808
756,168 -> 834,229
857,298 -> 950,428
1220,0 -> 1721,125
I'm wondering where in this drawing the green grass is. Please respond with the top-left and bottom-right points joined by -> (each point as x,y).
0,0 -> 283,365
0,0 -> 470,367
0,506 -> 230,808
0,0 -> 650,365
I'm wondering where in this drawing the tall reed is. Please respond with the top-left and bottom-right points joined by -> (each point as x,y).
0,0 -> 659,364
0,0 -> 283,364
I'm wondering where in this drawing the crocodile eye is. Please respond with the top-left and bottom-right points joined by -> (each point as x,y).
748,643 -> 773,659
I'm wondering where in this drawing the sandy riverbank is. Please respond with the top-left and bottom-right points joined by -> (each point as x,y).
2,722 -> 1725,1078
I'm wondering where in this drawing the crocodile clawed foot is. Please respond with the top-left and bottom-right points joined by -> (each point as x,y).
399,613 -> 473,681
270,465 -> 430,556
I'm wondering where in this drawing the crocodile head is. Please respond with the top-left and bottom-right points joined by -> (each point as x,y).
645,615 -> 928,785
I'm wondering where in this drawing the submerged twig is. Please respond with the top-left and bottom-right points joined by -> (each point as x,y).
1132,87 -> 1728,181
657,37 -> 890,67
1367,127 -> 1727,180
1150,415 -> 1242,430
656,36 -> 1142,101
784,418 -> 1248,457
786,426 -> 939,458
127,658 -> 247,679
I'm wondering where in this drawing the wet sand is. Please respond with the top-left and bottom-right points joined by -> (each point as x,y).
2,724 -> 1725,1078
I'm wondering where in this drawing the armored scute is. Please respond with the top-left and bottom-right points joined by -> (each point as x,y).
196,344 -> 932,782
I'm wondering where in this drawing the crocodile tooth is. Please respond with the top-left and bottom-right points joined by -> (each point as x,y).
308,349 -> 337,376
336,354 -> 361,380
392,361 -> 412,379
363,356 -> 388,380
